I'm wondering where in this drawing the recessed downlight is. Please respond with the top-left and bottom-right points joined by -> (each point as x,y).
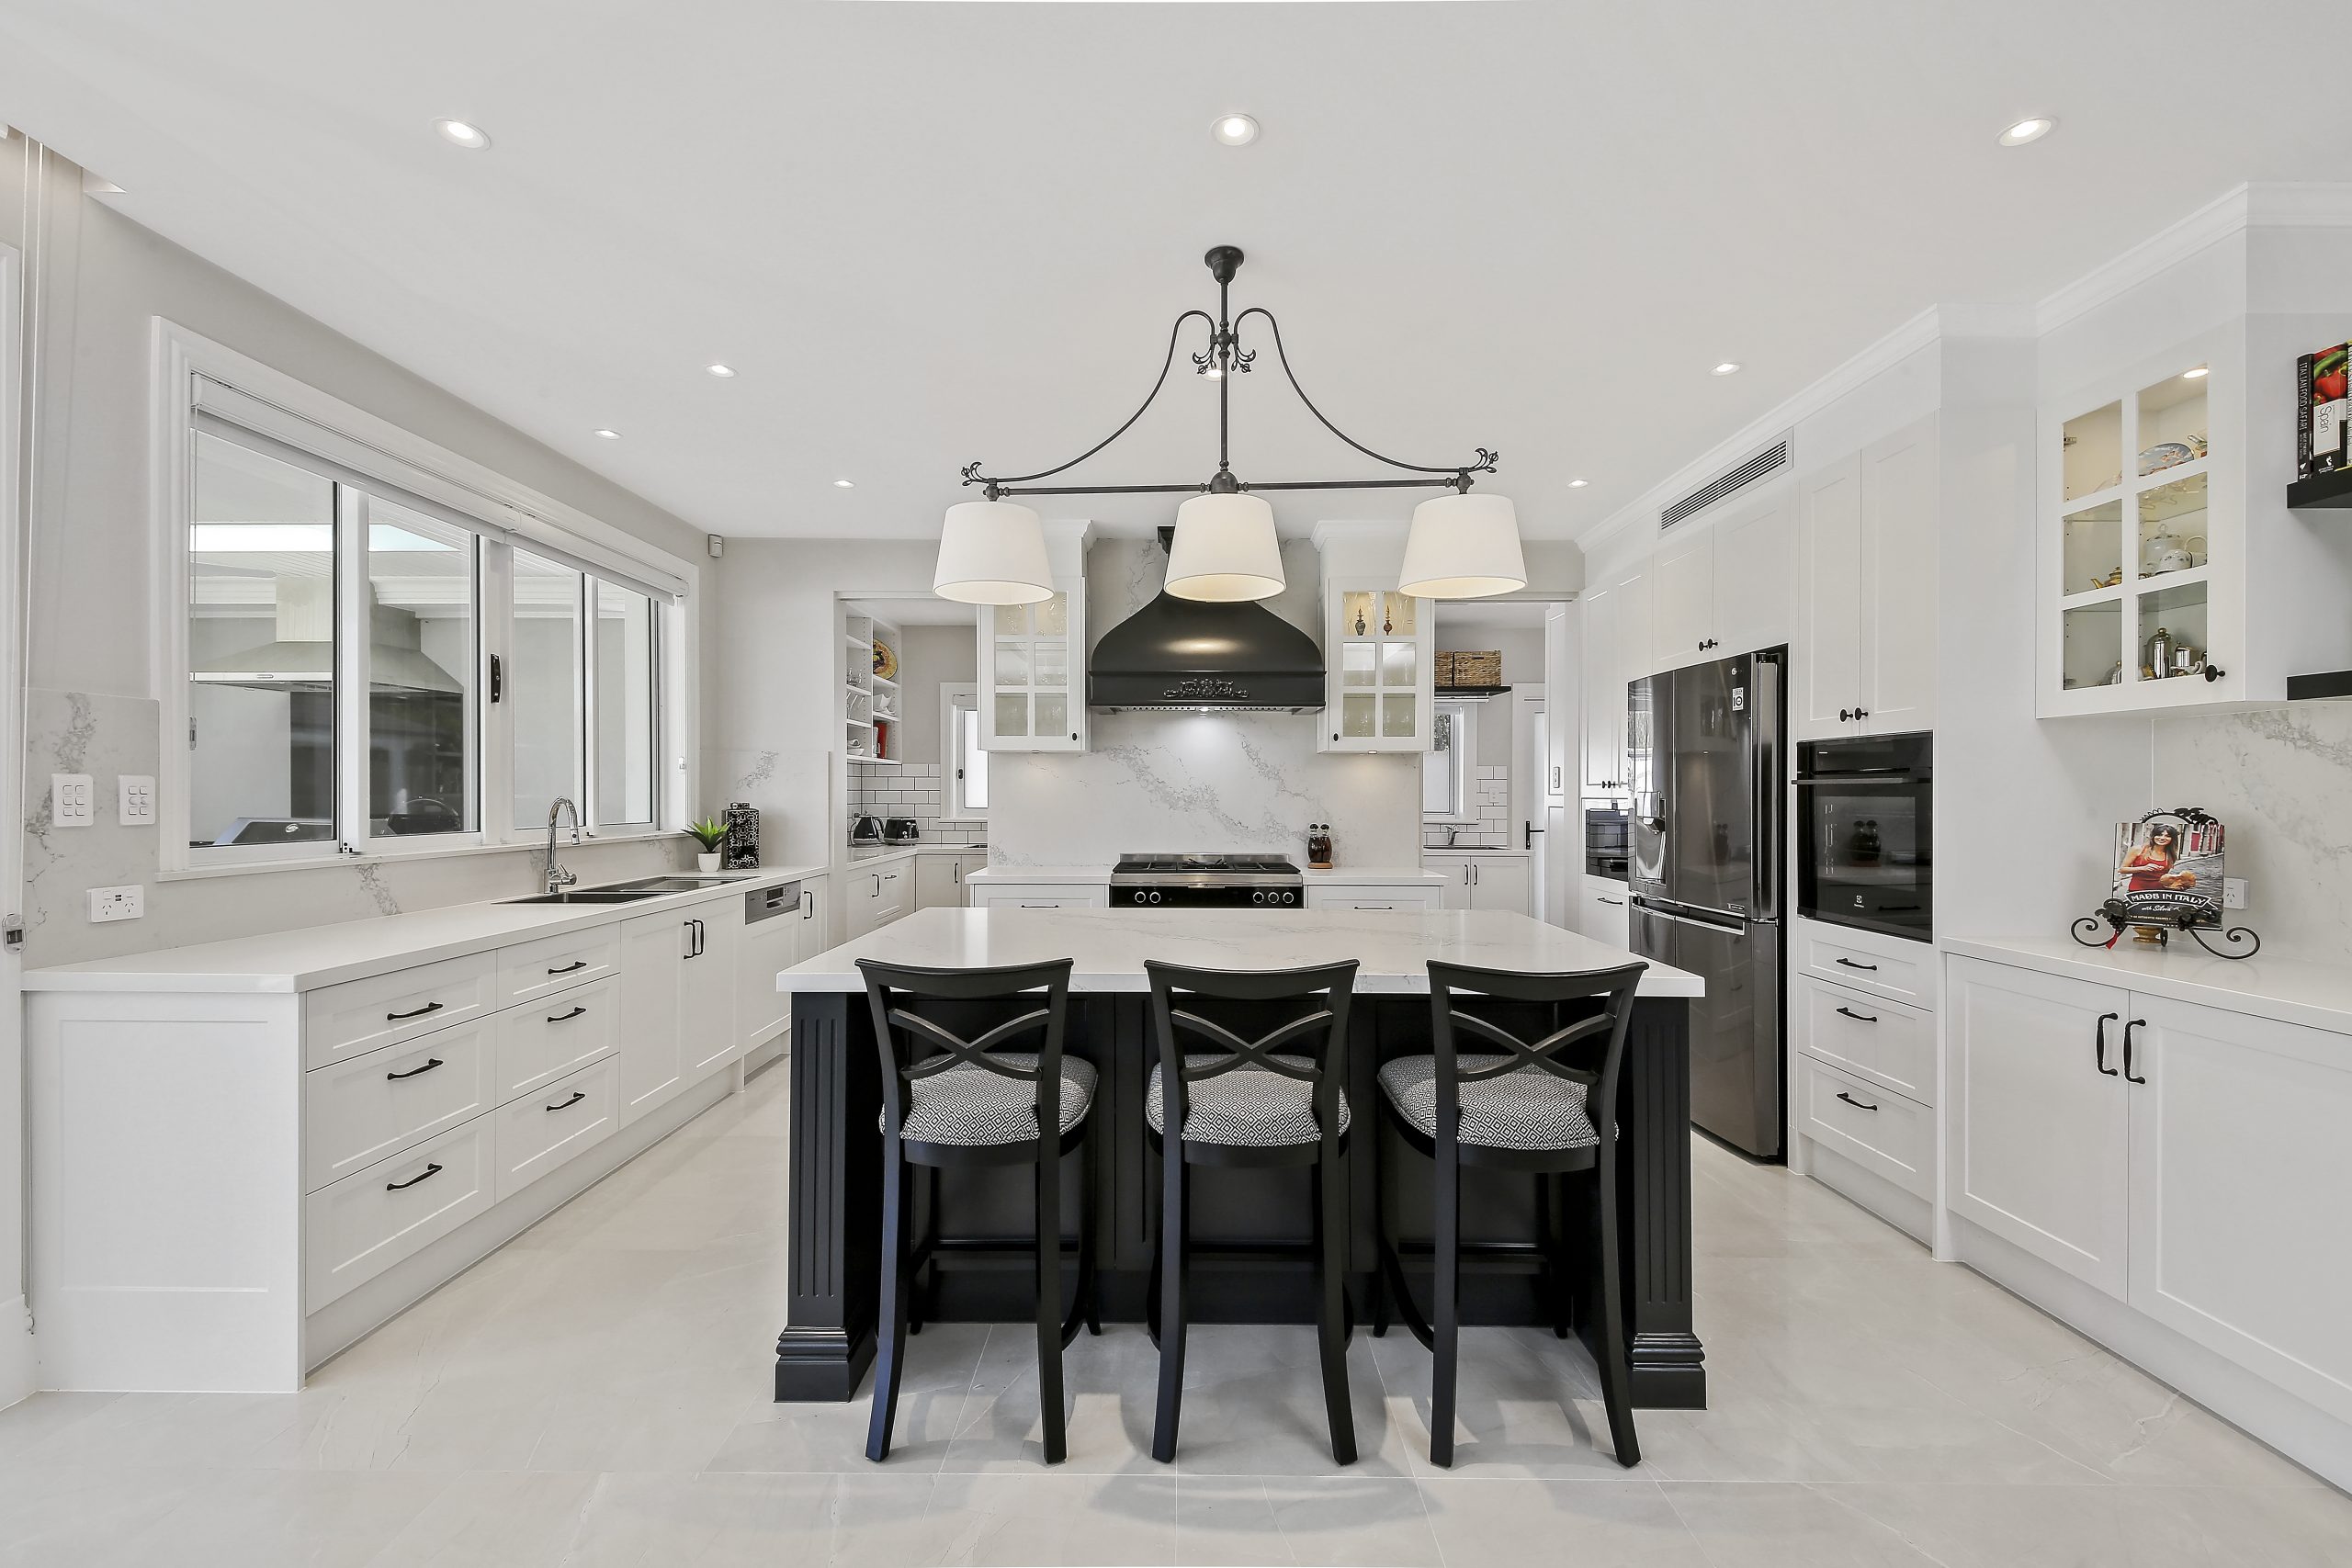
1711,362 -> 1743,378
833,479 -> 855,489
1212,114 -> 1260,147
1997,116 -> 2056,147
2183,366 -> 2210,379
593,429 -> 621,440
706,363 -> 737,378
1568,478 -> 1589,488
432,118 -> 492,150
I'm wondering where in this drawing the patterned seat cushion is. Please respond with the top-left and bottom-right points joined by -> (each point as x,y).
1377,1055 -> 1599,1151
883,1053 -> 1097,1146
1146,1055 -> 1349,1146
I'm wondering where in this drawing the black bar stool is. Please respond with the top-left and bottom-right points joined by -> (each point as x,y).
1373,959 -> 1646,1469
1143,959 -> 1359,1467
858,957 -> 1099,1465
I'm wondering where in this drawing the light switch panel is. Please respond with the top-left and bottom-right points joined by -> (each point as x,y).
118,774 -> 157,825
51,773 -> 95,827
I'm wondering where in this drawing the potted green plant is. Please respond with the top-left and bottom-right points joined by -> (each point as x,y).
686,816 -> 729,873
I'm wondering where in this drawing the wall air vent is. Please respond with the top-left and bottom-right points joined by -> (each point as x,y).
1659,434 -> 1792,533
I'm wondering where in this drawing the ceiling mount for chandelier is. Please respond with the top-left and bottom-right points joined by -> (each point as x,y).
933,245 -> 1524,605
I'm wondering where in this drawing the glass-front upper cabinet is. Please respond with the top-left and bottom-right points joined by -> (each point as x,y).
1321,581 -> 1433,751
980,577 -> 1087,752
2042,330 -> 2240,716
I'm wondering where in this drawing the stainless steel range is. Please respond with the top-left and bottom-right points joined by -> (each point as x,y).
1110,852 -> 1304,908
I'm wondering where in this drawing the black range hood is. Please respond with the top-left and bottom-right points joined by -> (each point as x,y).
1087,529 -> 1325,711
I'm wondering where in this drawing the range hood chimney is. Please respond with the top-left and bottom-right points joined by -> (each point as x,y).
1086,528 -> 1325,711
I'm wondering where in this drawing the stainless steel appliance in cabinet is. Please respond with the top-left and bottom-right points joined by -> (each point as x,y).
1629,649 -> 1787,1158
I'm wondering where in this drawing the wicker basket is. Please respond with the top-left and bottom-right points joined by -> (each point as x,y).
1445,649 -> 1502,688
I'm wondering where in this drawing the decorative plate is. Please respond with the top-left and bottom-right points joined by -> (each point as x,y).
872,638 -> 898,681
2137,441 -> 2195,478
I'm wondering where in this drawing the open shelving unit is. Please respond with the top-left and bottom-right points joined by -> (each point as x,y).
845,607 -> 903,765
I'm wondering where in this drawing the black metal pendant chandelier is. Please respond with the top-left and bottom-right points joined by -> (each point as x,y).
932,245 -> 1525,606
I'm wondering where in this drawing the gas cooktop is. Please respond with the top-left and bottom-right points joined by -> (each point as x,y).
1109,852 -> 1304,907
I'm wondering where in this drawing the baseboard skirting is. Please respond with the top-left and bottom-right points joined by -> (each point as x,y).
0,1294 -> 35,1412
1800,1139 -> 1933,1246
304,1072 -> 737,1374
1950,1214 -> 2352,1494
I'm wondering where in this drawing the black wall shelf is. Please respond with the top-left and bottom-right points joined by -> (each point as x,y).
2286,468 -> 2352,509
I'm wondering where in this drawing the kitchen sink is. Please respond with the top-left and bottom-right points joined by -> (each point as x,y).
602,874 -> 749,894
503,888 -> 665,905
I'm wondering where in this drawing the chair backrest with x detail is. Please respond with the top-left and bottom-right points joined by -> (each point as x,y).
1144,959 -> 1358,1146
1424,959 -> 1646,1149
858,958 -> 1074,1145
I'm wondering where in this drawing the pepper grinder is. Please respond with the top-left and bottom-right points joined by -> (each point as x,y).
1306,823 -> 1333,870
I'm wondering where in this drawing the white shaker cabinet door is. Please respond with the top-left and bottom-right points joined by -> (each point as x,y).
1860,415 -> 1938,735
1948,957 -> 2132,1299
1711,488 -> 1793,660
2125,996 -> 2352,1427
1793,454 -> 1865,740
617,910 -> 689,1124
1652,530 -> 1714,671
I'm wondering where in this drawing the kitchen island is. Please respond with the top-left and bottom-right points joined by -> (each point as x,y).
774,906 -> 1707,1408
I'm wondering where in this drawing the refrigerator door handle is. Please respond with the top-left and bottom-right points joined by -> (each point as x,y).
1749,649 -> 1784,921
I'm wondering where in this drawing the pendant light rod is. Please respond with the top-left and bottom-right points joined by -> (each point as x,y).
957,245 -> 1498,502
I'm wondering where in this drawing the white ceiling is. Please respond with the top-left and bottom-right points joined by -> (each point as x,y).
0,2 -> 2325,545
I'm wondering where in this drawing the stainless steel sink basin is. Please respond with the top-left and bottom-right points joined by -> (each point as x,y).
503,888 -> 664,905
602,874 -> 746,894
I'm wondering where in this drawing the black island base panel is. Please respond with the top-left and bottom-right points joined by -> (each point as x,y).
773,989 -> 1703,1410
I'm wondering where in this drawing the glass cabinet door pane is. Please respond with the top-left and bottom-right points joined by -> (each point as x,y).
1341,642 -> 1376,687
1034,644 -> 1067,689
996,643 -> 1033,688
2062,501 -> 2123,595
1381,694 -> 1417,739
995,694 -> 1030,737
2136,373 -> 2209,475
1034,592 -> 1067,637
2135,581 -> 2211,682
1341,590 -> 1377,637
1035,694 -> 1068,739
1380,640 -> 1417,687
2137,473 -> 2208,580
994,604 -> 1031,637
1341,693 -> 1377,739
2062,602 -> 2124,691
2063,400 -> 2123,502
1380,592 -> 1417,637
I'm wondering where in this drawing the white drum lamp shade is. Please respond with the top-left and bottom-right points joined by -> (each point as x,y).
933,500 -> 1055,604
1165,491 -> 1284,601
1399,492 -> 1527,599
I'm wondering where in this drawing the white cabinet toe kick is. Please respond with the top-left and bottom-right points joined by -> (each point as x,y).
25,871 -> 828,1393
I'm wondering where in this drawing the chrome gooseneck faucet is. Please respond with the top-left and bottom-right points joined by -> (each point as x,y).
545,797 -> 582,894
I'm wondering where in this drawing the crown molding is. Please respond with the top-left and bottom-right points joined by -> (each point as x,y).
2032,184 -> 2252,337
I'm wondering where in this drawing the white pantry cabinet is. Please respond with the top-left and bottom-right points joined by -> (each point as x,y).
1578,558 -> 1653,790
1649,487 -> 1794,672
1793,415 -> 1938,739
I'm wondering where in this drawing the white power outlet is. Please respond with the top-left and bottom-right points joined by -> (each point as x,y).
51,773 -> 95,827
119,774 -> 157,826
87,885 -> 144,923
2223,877 -> 2248,910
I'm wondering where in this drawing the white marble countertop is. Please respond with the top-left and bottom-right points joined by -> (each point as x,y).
22,864 -> 828,995
1945,935 -> 2352,1036
967,864 -> 1446,886
781,906 -> 1702,996
1423,846 -> 1532,859
845,842 -> 985,866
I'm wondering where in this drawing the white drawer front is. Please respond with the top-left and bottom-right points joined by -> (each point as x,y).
1794,922 -> 1931,1009
494,976 -> 618,1103
1306,888 -> 1443,912
305,1115 -> 495,1308
303,952 -> 499,1070
1796,1055 -> 1930,1200
304,1021 -> 497,1193
970,886 -> 1108,909
495,927 -> 621,1009
1794,976 -> 1934,1104
494,1055 -> 620,1201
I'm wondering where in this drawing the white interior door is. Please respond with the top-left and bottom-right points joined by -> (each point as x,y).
1,237 -> 29,1404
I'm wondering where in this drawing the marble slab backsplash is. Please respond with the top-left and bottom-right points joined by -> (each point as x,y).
2151,702 -> 2352,961
23,688 -> 692,969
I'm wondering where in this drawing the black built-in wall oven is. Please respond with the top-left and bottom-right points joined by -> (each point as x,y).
1583,802 -> 1630,879
1794,732 -> 1932,942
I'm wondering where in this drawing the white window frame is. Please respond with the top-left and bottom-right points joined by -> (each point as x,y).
153,320 -> 699,876
940,683 -> 988,823
1423,700 -> 1478,824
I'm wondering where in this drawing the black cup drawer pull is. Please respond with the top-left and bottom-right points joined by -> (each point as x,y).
385,1056 -> 444,1081
547,960 -> 589,975
546,1004 -> 589,1023
1833,958 -> 1879,972
386,1000 -> 445,1021
545,1090 -> 587,1112
1834,1090 -> 1880,1112
386,1162 -> 443,1190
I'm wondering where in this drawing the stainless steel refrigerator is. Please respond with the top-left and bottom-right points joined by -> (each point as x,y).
1627,649 -> 1786,1158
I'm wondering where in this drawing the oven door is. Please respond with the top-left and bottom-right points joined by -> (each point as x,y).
1795,772 -> 1931,941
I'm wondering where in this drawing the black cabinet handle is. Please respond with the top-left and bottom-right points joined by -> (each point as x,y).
1838,708 -> 1854,722
547,960 -> 589,976
1834,1090 -> 1879,1112
385,1056 -> 444,1081
2201,664 -> 2226,683
545,1089 -> 587,1112
1855,708 -> 1871,720
2094,1011 -> 2120,1076
386,1000 -> 445,1021
2123,1018 -> 2148,1084
1834,1006 -> 1878,1024
546,1005 -> 587,1024
386,1162 -> 442,1191
1834,957 -> 1878,972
